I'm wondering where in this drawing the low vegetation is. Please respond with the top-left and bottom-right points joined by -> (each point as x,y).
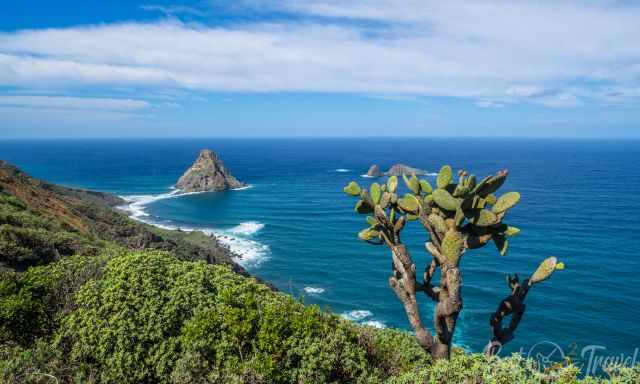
2,250 -> 639,383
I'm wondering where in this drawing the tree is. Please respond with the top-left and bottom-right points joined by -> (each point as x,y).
343,166 -> 564,360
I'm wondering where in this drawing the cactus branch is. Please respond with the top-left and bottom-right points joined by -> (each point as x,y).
484,275 -> 530,356
389,245 -> 435,351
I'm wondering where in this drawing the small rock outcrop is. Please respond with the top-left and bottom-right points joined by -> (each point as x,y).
385,164 -> 427,176
175,149 -> 246,193
366,164 -> 383,178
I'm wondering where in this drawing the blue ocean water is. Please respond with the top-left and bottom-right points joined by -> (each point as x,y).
2,138 -> 639,369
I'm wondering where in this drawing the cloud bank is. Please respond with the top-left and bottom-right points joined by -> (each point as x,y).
0,0 -> 639,107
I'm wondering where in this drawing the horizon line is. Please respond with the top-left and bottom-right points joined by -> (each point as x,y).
1,136 -> 639,141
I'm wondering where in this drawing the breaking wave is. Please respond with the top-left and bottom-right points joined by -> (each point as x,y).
303,287 -> 325,295
118,189 -> 269,268
341,310 -> 373,321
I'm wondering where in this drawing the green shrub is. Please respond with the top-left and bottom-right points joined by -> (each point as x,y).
2,250 -> 638,383
55,251 -> 414,383
387,350 -> 640,384
0,254 -> 110,346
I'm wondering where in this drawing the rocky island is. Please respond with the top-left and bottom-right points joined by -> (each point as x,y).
364,163 -> 428,177
385,164 -> 427,176
175,149 -> 246,193
365,164 -> 383,177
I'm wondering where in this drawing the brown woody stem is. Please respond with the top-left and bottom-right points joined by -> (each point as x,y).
484,276 -> 531,356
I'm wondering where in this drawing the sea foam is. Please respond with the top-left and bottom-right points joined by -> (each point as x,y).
362,320 -> 386,329
227,221 -> 265,236
119,189 -> 270,268
303,287 -> 325,294
341,310 -> 373,321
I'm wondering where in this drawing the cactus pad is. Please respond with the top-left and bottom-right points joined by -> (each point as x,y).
358,228 -> 380,241
403,173 -> 420,194
441,229 -> 463,266
370,183 -> 382,205
454,207 -> 465,227
471,209 -> 499,227
387,176 -> 398,193
492,192 -> 520,213
432,188 -> 459,211
355,200 -> 374,214
493,234 -> 508,256
398,193 -> 420,214
344,181 -> 361,196
530,256 -> 558,285
428,213 -> 448,235
474,171 -> 508,196
504,226 -> 521,237
394,215 -> 407,233
419,179 -> 433,194
437,165 -> 453,189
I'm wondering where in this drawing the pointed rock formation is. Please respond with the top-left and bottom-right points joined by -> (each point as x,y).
386,164 -> 427,176
366,164 -> 384,178
176,149 -> 246,193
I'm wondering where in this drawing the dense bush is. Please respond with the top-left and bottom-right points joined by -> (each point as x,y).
388,350 -> 640,384
0,254 -> 110,346
1,250 -> 638,383
54,251 -> 422,383
0,193 -> 108,270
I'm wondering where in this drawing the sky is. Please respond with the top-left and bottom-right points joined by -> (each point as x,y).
1,0 -> 639,138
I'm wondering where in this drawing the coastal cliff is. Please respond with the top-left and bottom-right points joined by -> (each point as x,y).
176,149 -> 246,193
0,161 -> 243,273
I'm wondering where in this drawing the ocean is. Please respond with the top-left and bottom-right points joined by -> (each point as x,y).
2,138 -> 639,368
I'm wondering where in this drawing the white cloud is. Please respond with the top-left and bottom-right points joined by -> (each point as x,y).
475,100 -> 504,108
533,92 -> 580,108
0,95 -> 151,111
0,1 -> 638,107
506,86 -> 544,97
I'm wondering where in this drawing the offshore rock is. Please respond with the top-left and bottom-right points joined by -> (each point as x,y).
386,164 -> 427,176
176,149 -> 246,193
366,164 -> 384,178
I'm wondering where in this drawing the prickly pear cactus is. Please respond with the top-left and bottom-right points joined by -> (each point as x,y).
344,164 -> 565,361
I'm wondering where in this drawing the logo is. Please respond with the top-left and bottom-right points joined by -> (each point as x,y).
525,341 -> 566,370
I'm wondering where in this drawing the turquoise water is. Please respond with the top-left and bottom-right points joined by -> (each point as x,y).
2,138 -> 639,370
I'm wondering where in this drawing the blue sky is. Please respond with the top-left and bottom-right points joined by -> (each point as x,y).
1,0 -> 639,138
